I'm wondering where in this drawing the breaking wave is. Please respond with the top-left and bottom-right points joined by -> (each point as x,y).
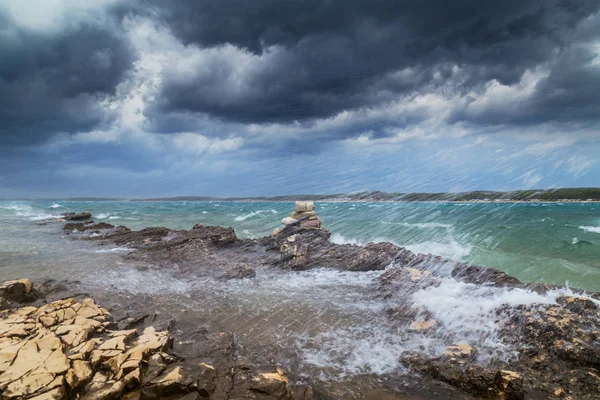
579,225 -> 600,234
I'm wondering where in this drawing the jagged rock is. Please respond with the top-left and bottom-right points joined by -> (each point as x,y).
222,265 -> 256,279
409,319 -> 437,331
250,371 -> 288,398
0,283 -> 187,400
0,279 -> 40,305
444,344 -> 475,360
63,212 -> 92,221
63,222 -> 115,233
403,354 -> 525,400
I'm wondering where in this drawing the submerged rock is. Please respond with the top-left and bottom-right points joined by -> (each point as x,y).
62,212 -> 92,221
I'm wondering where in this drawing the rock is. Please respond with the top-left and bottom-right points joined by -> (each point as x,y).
409,319 -> 437,331
0,282 -> 190,400
0,278 -> 39,304
496,370 -> 524,400
295,201 -> 314,212
300,218 -> 321,229
290,210 -> 317,219
250,370 -> 289,398
63,222 -> 115,233
222,265 -> 256,280
282,217 -> 299,226
271,228 -> 284,237
63,212 -> 92,221
444,344 -> 475,360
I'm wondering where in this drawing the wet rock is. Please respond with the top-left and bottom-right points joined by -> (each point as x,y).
451,265 -> 522,287
191,224 -> 237,247
403,353 -> 524,400
250,370 -> 288,398
0,278 -> 40,306
222,265 -> 256,280
63,212 -> 92,221
409,319 -> 437,331
63,222 -> 115,233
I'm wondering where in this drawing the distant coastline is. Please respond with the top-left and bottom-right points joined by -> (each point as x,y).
4,187 -> 600,203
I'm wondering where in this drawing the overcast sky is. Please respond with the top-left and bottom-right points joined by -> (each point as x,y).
1,0 -> 599,198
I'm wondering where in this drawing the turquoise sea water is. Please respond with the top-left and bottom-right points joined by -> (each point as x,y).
0,200 -> 599,291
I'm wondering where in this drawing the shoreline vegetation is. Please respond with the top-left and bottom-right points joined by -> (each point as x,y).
5,187 -> 600,203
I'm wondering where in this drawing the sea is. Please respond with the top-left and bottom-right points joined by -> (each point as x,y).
0,200 -> 598,381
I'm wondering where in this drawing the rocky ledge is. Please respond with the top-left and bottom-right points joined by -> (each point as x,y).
57,203 -> 600,400
0,279 -> 314,400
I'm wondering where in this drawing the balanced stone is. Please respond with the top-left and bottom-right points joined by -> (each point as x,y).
281,201 -> 322,229
281,217 -> 299,226
294,201 -> 314,212
290,210 -> 316,219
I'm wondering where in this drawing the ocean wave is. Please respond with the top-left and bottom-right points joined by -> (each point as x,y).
234,210 -> 271,221
411,278 -> 573,362
50,203 -> 62,209
330,233 -> 365,246
96,213 -> 110,219
1,203 -> 60,221
405,240 -> 472,261
382,221 -> 453,229
94,247 -> 134,253
579,225 -> 600,234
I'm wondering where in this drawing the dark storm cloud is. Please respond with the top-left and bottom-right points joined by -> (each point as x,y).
142,0 -> 600,126
1,0 -> 598,149
0,7 -> 132,146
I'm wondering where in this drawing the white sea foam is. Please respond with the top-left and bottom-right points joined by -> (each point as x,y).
572,237 -> 580,245
87,267 -> 193,294
2,203 -> 60,221
96,213 -> 110,219
579,225 -> 600,234
299,327 -> 408,376
234,210 -> 270,221
330,233 -> 364,245
382,221 -> 453,229
410,278 -> 571,361
50,203 -> 62,209
94,247 -> 134,253
108,216 -> 121,220
405,240 -> 472,261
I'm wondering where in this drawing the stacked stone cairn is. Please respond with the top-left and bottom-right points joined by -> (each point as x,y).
281,201 -> 322,229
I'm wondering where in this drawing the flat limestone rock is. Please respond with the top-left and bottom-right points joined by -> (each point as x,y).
0,283 -> 184,400
281,217 -> 299,226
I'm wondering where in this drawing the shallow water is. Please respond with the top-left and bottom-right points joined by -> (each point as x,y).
0,200 -> 597,384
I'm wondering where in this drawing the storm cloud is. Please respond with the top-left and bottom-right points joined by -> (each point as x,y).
0,0 -> 599,197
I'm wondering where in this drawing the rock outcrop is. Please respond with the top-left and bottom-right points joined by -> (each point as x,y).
59,210 -> 600,400
62,212 -> 92,221
0,280 -> 314,400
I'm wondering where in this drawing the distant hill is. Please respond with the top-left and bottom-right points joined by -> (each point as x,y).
130,187 -> 600,202
6,188 -> 599,202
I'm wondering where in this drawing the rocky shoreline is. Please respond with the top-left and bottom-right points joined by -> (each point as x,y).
1,205 -> 599,399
